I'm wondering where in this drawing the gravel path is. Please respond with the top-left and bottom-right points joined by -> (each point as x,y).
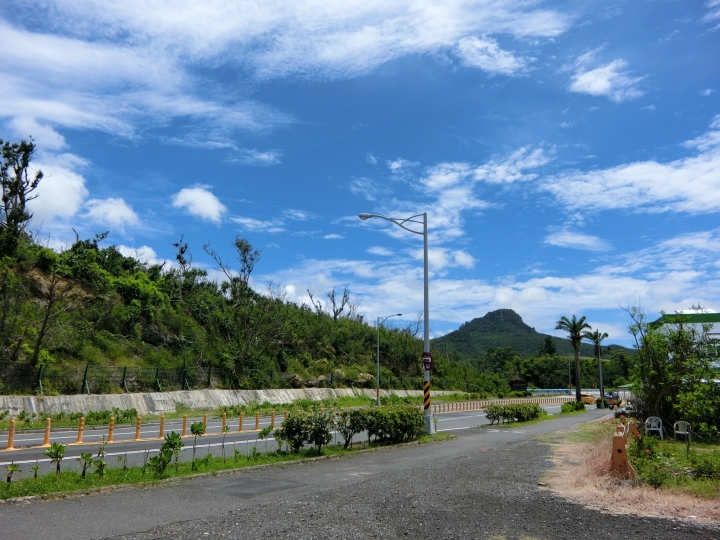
104,428 -> 718,540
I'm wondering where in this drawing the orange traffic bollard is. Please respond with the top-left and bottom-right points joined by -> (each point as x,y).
108,417 -> 115,443
182,415 -> 188,437
5,419 -> 16,450
255,411 -> 259,430
271,411 -> 275,428
159,415 -> 165,439
610,432 -> 635,477
134,416 -> 142,441
42,417 -> 51,447
238,413 -> 244,432
76,417 -> 85,444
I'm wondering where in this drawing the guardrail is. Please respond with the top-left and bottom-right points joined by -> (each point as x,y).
2,397 -> 575,452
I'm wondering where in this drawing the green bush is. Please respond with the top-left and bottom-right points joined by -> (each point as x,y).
485,404 -> 503,425
485,403 -> 545,424
691,451 -> 720,480
561,401 -> 586,413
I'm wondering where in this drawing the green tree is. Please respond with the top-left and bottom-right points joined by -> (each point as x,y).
555,315 -> 591,402
582,329 -> 609,397
627,306 -> 719,427
0,139 -> 43,257
538,335 -> 557,356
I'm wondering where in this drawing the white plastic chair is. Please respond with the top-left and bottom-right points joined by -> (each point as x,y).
674,421 -> 691,441
645,416 -> 663,439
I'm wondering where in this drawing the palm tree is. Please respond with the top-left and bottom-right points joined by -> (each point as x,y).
556,315 -> 592,402
583,329 -> 609,398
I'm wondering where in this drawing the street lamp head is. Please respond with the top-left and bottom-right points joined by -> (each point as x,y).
358,213 -> 372,220
396,313 -> 402,317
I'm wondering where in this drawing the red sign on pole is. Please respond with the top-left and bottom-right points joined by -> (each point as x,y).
422,352 -> 433,371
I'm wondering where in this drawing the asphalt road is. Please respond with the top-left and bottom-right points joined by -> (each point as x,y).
2,406 -> 718,540
0,405 -> 568,475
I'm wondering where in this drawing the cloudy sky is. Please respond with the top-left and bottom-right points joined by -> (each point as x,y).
1,0 -> 719,345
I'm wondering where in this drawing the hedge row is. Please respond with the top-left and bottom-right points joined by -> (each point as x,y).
485,403 -> 546,425
275,406 -> 425,453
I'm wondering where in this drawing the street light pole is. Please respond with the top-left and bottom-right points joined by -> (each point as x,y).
359,211 -> 435,434
376,313 -> 402,406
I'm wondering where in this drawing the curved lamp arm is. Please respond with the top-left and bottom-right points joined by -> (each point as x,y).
358,213 -> 424,235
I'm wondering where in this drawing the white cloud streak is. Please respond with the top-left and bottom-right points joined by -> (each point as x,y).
544,231 -> 612,252
541,115 -> 720,214
569,56 -> 645,102
455,36 -> 531,75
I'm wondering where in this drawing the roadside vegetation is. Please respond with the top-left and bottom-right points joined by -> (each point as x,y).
543,420 -> 719,525
1,406 -> 451,500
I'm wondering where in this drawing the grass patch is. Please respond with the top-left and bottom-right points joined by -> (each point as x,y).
0,432 -> 454,501
562,422 -> 613,443
628,435 -> 720,497
480,414 -> 558,429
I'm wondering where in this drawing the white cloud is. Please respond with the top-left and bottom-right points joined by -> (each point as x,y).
283,209 -> 314,221
473,147 -> 550,183
701,89 -> 715,96
455,36 -> 530,75
349,177 -> 389,201
368,246 -> 393,256
84,198 -> 141,232
26,153 -> 90,234
0,1 -> 571,144
324,234 -> 344,240
231,216 -> 285,233
544,231 -> 612,252
117,245 -> 173,267
7,118 -> 67,151
703,0 -> 720,25
172,186 -> 227,224
387,158 -> 419,172
569,58 -> 645,102
366,153 -> 378,165
541,115 -> 720,214
412,247 -> 476,270
228,148 -> 282,166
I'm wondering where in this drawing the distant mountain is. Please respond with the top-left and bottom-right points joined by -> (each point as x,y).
433,309 -> 632,359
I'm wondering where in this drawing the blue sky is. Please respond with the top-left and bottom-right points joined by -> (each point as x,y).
1,0 -> 719,346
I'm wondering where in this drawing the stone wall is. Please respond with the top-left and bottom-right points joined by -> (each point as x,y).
0,388 -> 450,416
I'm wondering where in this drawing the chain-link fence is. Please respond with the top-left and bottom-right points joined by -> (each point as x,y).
0,361 -> 225,395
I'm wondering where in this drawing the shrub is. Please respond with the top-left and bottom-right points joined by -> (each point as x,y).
691,451 -> 720,480
275,411 -> 310,454
485,403 -> 545,424
485,404 -> 503,425
561,401 -> 585,413
336,409 -> 368,449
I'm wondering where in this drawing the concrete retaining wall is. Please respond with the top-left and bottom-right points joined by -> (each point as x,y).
0,388 -> 449,416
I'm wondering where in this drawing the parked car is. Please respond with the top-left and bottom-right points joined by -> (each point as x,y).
580,393 -> 596,405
